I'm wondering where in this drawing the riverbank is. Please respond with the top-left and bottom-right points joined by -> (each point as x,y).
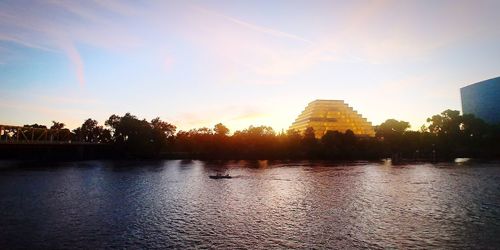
1,141 -> 499,162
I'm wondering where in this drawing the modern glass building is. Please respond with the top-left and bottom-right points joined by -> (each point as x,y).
289,100 -> 375,138
460,76 -> 500,124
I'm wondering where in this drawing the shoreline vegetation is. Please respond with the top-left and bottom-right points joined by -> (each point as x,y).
1,109 -> 499,161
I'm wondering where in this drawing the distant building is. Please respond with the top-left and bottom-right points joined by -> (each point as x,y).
460,76 -> 500,124
289,100 -> 375,138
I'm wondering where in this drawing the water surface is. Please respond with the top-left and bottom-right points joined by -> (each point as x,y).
0,160 -> 499,249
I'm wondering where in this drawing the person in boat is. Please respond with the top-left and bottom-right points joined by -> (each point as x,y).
210,172 -> 232,179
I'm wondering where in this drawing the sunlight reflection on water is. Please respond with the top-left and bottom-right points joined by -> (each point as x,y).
0,160 -> 499,248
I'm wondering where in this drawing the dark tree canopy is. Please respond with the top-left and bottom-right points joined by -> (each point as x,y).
426,109 -> 461,135
23,124 -> 47,129
16,108 -> 500,160
102,113 -> 176,156
376,119 -> 410,139
214,123 -> 230,136
73,119 -> 111,143
50,121 -> 65,130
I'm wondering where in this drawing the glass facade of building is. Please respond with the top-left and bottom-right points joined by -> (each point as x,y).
289,100 -> 375,138
460,76 -> 500,124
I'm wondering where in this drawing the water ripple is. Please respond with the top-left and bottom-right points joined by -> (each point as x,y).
0,161 -> 499,249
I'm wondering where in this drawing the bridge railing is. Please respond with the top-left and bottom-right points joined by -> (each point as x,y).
0,125 -> 73,144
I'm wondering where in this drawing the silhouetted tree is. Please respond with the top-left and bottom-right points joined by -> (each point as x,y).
73,119 -> 110,143
284,129 -> 302,158
320,130 -> 357,159
321,130 -> 341,158
13,108 -> 500,160
50,121 -> 65,130
301,127 -> 319,158
214,123 -> 230,136
376,119 -> 410,157
48,121 -> 71,141
104,113 -> 175,157
376,119 -> 410,139
421,109 -> 500,158
151,117 -> 176,153
230,125 -> 278,158
426,109 -> 462,138
23,124 -> 47,129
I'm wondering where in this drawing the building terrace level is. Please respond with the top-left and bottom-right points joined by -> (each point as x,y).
289,100 -> 375,138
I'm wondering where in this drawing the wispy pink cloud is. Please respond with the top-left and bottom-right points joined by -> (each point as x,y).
1,0 -> 499,89
174,5 -> 334,85
58,40 -> 85,86
190,5 -> 314,45
0,1 -> 143,86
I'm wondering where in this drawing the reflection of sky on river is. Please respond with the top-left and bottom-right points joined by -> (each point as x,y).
0,161 -> 498,248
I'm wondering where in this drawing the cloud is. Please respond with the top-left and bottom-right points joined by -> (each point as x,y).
322,0 -> 500,64
58,40 -> 85,86
0,0 -> 143,86
1,0 -> 499,89
0,34 -> 55,52
178,0 -> 489,84
174,4 -> 338,85
191,5 -> 314,45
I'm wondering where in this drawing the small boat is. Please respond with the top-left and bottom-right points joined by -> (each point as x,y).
209,173 -> 232,179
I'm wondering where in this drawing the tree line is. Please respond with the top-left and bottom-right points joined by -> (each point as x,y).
14,109 -> 500,160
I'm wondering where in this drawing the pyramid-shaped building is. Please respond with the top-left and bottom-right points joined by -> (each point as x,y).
289,100 -> 375,138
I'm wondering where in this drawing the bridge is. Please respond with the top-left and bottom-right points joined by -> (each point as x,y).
0,125 -> 111,160
0,124 -> 86,144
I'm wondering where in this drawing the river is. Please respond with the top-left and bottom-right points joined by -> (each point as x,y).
0,160 -> 499,249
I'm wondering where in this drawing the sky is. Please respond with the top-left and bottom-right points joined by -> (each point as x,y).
1,0 -> 500,133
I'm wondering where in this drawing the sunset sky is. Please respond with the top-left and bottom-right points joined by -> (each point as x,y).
1,0 -> 500,132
